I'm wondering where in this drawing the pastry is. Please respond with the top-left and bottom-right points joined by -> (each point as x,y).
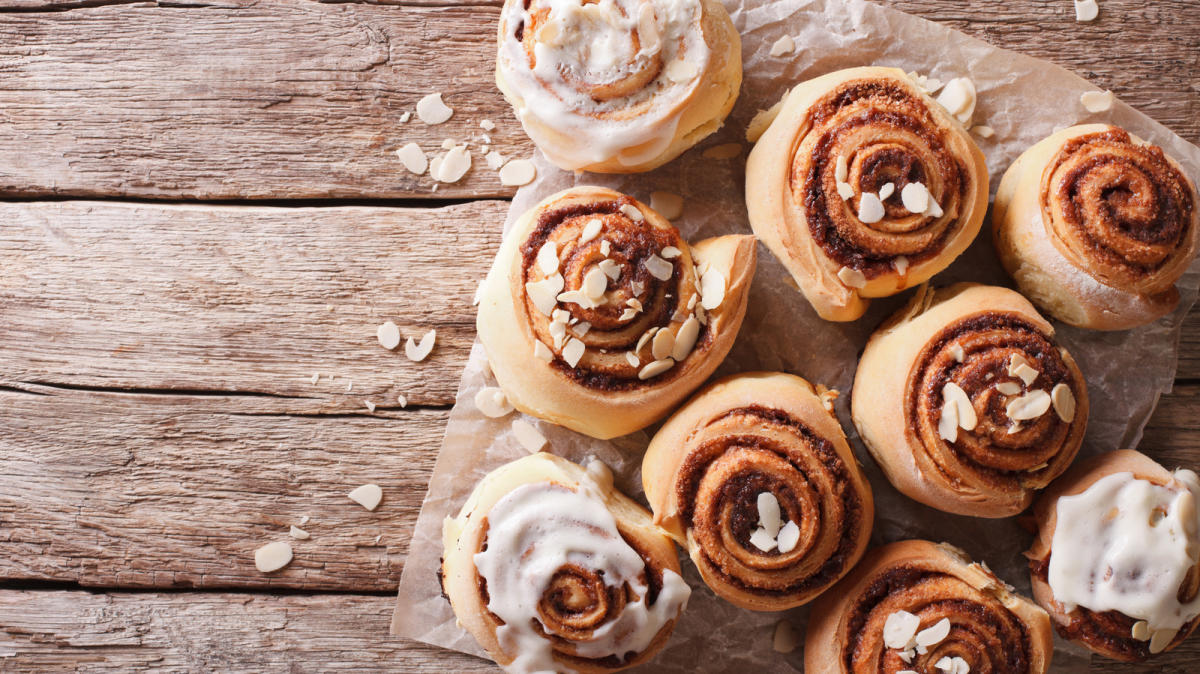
642,372 -> 873,611
441,452 -> 690,673
806,539 -> 1054,673
994,124 -> 1198,330
852,283 -> 1088,517
746,66 -> 989,321
476,186 -> 756,439
495,0 -> 741,173
1027,449 -> 1200,661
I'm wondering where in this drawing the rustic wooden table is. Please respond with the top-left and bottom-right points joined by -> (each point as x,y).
0,0 -> 1197,671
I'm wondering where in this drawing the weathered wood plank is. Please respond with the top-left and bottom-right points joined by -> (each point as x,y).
1179,310 -> 1200,380
0,200 -> 502,409
0,387 -> 448,591
0,1 -> 528,199
0,590 -> 495,672
0,1 -> 1195,200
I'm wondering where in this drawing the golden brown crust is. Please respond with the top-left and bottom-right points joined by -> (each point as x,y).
746,67 -> 989,321
477,186 -> 755,439
805,539 -> 1054,674
441,453 -> 683,673
1026,449 -> 1200,661
852,284 -> 1088,517
642,372 -> 873,610
993,124 -> 1199,330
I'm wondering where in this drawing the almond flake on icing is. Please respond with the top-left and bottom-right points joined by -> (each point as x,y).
580,218 -> 603,244
1080,90 -> 1114,113
618,204 -> 644,222
1074,0 -> 1099,22
348,484 -> 383,511
536,241 -> 559,275
858,192 -> 886,223
1006,390 -> 1052,421
650,192 -> 683,220
415,92 -> 453,125
837,266 -> 867,289
769,35 -> 795,57
700,269 -> 725,310
533,340 -> 553,362
943,382 -> 977,431
645,254 -> 674,281
525,274 -> 564,316
901,182 -> 930,214
1131,620 -> 1150,641
672,316 -> 700,361
878,182 -> 895,200
625,352 -> 640,367
702,143 -> 742,160
651,328 -> 675,361
638,358 -> 674,380
1150,628 -> 1175,653
404,329 -> 436,362
1051,383 -> 1076,422
665,59 -> 699,83
254,541 -> 293,573
377,321 -> 401,350
396,143 -> 428,175
511,419 -> 547,453
474,386 -> 514,418
498,159 -> 537,186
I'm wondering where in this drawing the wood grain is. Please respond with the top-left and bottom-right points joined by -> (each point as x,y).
0,200 -> 501,409
0,0 -> 1195,201
0,590 -> 494,673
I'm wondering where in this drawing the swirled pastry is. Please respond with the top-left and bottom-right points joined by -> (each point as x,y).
806,539 -> 1054,673
1027,450 -> 1200,661
852,284 -> 1088,518
746,66 -> 989,321
442,452 -> 690,673
642,372 -> 873,611
477,186 -> 756,439
994,124 -> 1199,330
495,0 -> 741,173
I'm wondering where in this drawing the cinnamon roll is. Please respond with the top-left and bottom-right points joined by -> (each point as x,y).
495,0 -> 741,173
1027,449 -> 1200,661
852,284 -> 1088,518
806,539 -> 1054,673
442,452 -> 690,673
994,124 -> 1199,330
642,372 -> 874,611
746,67 -> 989,321
477,186 -> 756,439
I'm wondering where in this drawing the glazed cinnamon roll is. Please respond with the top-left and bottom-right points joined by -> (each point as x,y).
806,540 -> 1054,673
1027,450 -> 1200,661
477,186 -> 756,439
495,0 -> 741,173
642,372 -> 873,611
746,67 -> 989,321
852,284 -> 1088,518
442,453 -> 690,673
994,124 -> 1199,330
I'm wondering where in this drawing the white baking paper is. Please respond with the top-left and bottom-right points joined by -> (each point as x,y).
393,0 -> 1200,670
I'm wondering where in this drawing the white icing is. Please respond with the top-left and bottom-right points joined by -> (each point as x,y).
498,0 -> 712,169
474,481 -> 690,674
1049,470 -> 1200,635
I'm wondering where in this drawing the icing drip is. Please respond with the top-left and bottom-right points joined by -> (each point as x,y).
499,0 -> 711,169
1049,470 -> 1200,636
473,481 -> 691,674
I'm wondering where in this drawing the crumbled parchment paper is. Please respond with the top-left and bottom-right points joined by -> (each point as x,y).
393,0 -> 1200,670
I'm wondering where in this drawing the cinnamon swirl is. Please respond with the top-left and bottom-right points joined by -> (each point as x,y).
994,124 -> 1199,330
806,539 -> 1054,673
477,186 -> 756,439
852,284 -> 1088,518
441,453 -> 690,673
746,67 -> 989,321
642,372 -> 873,610
495,0 -> 741,173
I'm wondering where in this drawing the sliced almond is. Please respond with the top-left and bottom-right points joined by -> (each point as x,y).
638,358 -> 674,380
936,77 -> 976,125
310,372 -> 320,385
901,182 -> 930,214
665,58 -> 699,82
562,338 -> 586,368
416,92 -> 453,125
364,399 -> 376,413
837,266 -> 867,289
700,269 -> 726,310
924,197 -> 945,219
512,419 -> 547,453
672,316 -> 701,361
533,340 -> 553,362
434,145 -> 471,183
254,541 -> 293,573
948,343 -> 965,362
749,526 -> 776,552
474,386 -> 514,418
289,526 -> 310,540
971,125 -> 995,138
1008,354 -> 1039,385
536,241 -> 559,275
377,321 -> 401,350
399,111 -> 411,123
580,218 -> 603,244
1080,89 -> 1114,113
835,154 -> 848,183
769,34 -> 795,57
348,484 -> 383,511
879,182 -> 895,200
1050,383 -> 1076,422
1149,627 -> 1175,654
1131,620 -> 1150,640
943,382 -> 977,431
1006,390 -> 1052,421
440,138 -> 456,151
650,192 -> 683,220
619,307 -> 639,321
883,610 -> 921,650
571,321 -> 591,337
498,159 -> 536,186
757,492 -> 783,537
645,254 -> 674,281
583,267 -> 609,300
397,393 -> 408,408
479,119 -> 495,131
702,143 -> 742,160
618,204 -> 644,222
995,381 -> 1022,396
857,192 -> 886,223
404,329 -> 436,362
915,618 -> 951,650
773,620 -> 799,653
894,255 -> 910,276
485,150 -> 506,170
776,520 -> 800,553
837,181 -> 855,200
651,328 -> 675,361
600,240 -> 612,256
1074,0 -> 1099,22
625,351 -> 640,367
525,274 -> 564,316
396,143 -> 428,175
660,246 -> 682,259
636,328 -> 657,353
938,397 -> 959,443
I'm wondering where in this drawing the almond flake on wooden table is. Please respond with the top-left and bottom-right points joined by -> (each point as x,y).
474,387 -> 514,418
397,393 -> 408,408
432,145 -> 471,183
512,418 -> 547,453
440,138 -> 456,151
405,329 -> 436,361
650,191 -> 683,220
289,526 -> 310,540
416,92 -> 453,124
254,541 -> 293,573
702,143 -> 742,160
310,372 -> 320,385
398,111 -> 412,123
377,320 -> 401,350
1080,90 -> 1114,112
348,484 -> 383,511
396,143 -> 427,175
485,150 -> 506,170
1074,0 -> 1099,22
498,158 -> 536,186
363,399 -> 376,412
